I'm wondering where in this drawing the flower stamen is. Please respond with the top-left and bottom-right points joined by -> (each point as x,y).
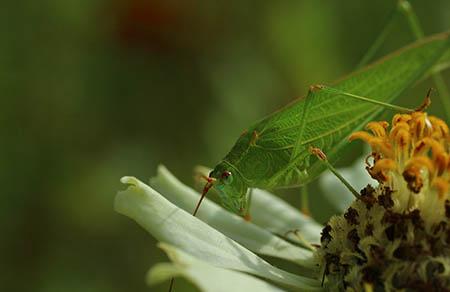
320,110 -> 450,290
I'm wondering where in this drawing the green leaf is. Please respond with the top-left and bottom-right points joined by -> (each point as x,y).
149,165 -> 315,267
114,176 -> 322,290
148,243 -> 287,292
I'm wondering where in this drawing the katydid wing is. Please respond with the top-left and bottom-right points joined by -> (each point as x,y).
200,33 -> 449,215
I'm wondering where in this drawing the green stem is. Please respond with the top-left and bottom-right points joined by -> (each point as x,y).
356,8 -> 400,69
399,0 -> 450,120
398,0 -> 424,38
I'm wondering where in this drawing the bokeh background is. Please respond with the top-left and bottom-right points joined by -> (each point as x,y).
1,0 -> 449,291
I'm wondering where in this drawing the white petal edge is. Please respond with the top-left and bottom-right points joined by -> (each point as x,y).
148,243 -> 286,292
191,165 -> 324,245
150,165 -> 317,268
115,176 -> 322,290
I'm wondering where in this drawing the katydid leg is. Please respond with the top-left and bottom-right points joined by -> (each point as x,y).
310,147 -> 361,199
243,189 -> 253,221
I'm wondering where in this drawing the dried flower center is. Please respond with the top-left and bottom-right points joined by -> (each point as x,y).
317,112 -> 450,291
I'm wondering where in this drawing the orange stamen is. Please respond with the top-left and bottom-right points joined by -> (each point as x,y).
349,131 -> 374,143
389,122 -> 410,141
392,114 -> 411,126
370,158 -> 397,182
366,121 -> 389,137
393,128 -> 411,155
432,177 -> 449,200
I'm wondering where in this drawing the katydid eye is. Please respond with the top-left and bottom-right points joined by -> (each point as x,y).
221,171 -> 233,184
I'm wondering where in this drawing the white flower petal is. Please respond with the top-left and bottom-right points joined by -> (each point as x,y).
249,188 -> 324,245
190,165 -> 323,246
148,243 -> 286,292
115,176 -> 321,290
150,165 -> 316,267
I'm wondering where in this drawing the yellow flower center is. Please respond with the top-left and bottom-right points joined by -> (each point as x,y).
349,112 -> 449,227
317,112 -> 450,291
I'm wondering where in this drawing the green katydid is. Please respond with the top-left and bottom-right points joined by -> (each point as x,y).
189,3 -> 450,218
165,3 -> 449,291
193,33 -> 450,217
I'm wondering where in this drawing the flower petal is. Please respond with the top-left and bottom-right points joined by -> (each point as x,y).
191,165 -> 324,246
150,165 -> 316,267
148,243 -> 286,292
249,188 -> 324,245
115,176 -> 321,290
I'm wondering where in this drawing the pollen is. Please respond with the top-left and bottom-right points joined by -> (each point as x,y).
349,111 -> 449,211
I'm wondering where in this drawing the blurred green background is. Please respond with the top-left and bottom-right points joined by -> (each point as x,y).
1,0 -> 449,291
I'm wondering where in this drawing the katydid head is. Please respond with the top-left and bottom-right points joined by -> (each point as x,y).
207,163 -> 249,214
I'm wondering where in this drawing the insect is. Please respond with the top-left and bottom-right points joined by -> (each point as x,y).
194,80 -> 438,218
190,31 -> 450,218
194,82 -> 420,216
167,5 -> 449,292
190,30 -> 449,217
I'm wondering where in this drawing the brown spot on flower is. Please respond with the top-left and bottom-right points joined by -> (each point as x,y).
365,223 -> 374,236
397,223 -> 409,240
369,245 -> 385,263
426,261 -> 445,278
393,244 -> 424,260
408,209 -> 424,230
446,229 -> 450,244
433,221 -> 447,235
324,253 -> 340,275
321,224 -> 332,244
383,211 -> 414,240
360,184 -> 375,196
369,158 -> 397,182
382,210 -> 401,224
347,228 -> 360,249
360,185 -> 377,209
362,266 -> 381,284
402,168 -> 424,193
385,225 -> 395,241
378,187 -> 394,209
403,156 -> 435,193
344,207 -> 359,225
445,200 -> 450,219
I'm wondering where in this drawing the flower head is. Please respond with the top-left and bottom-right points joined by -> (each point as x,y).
318,112 -> 450,290
114,110 -> 450,291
